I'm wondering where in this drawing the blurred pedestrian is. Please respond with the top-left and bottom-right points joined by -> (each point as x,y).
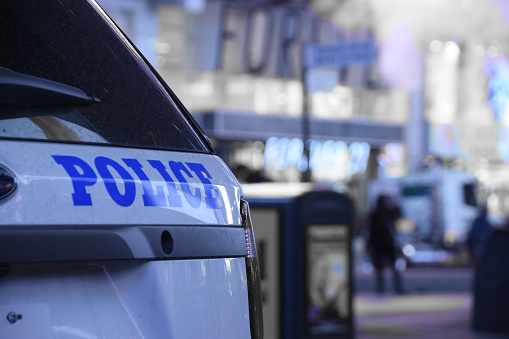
465,205 -> 491,266
367,194 -> 404,294
472,219 -> 509,333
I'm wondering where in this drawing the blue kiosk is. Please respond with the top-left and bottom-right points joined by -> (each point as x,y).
243,183 -> 355,339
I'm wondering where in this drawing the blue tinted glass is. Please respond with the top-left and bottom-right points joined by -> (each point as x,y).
0,0 -> 210,153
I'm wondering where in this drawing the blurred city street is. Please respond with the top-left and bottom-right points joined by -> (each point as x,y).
5,0 -> 509,337
354,267 -> 504,338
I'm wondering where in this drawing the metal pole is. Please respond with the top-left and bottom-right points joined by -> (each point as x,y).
301,45 -> 312,182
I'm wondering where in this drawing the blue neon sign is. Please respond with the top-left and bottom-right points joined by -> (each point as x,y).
264,137 -> 370,175
485,56 -> 509,123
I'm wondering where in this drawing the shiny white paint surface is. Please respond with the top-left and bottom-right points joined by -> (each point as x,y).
0,140 -> 242,226
0,258 -> 251,338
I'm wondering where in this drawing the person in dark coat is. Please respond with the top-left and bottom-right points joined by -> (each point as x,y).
472,221 -> 509,333
367,194 -> 404,294
465,205 -> 491,266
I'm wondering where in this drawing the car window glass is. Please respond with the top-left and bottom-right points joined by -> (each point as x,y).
0,0 -> 210,153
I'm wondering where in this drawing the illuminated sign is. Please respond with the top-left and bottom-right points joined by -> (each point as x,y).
264,137 -> 370,180
484,56 -> 509,124
306,225 -> 350,333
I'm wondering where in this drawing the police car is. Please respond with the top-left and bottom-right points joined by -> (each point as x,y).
0,1 -> 262,338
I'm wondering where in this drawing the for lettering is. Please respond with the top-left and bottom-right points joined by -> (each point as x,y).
243,4 -> 273,74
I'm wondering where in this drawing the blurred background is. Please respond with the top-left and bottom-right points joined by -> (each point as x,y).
96,0 -> 509,337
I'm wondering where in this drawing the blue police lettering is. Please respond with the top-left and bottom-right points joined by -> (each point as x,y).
95,157 -> 136,207
186,162 -> 221,209
148,160 -> 183,207
123,158 -> 167,207
52,155 -> 97,206
52,155 -> 220,209
169,161 -> 201,209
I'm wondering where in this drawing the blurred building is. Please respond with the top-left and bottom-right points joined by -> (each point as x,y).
96,0 -> 509,217
97,0 -> 407,214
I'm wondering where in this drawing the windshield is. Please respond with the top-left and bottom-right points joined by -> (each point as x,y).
0,0 -> 211,153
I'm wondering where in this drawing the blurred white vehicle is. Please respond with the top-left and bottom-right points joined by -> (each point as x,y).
368,168 -> 479,264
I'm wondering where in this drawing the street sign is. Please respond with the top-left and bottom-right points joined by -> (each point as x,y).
304,39 -> 377,68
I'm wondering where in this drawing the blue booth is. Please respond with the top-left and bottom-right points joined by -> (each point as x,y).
243,183 -> 355,339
